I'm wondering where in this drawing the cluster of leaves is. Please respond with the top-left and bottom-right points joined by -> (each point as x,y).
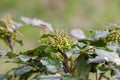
0,16 -> 120,80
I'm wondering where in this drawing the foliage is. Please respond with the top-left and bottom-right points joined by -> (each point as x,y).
0,16 -> 120,80
0,16 -> 22,52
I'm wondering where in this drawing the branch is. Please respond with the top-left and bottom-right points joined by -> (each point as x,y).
103,75 -> 110,80
80,47 -> 94,53
58,49 -> 72,74
98,72 -> 105,80
6,36 -> 15,52
96,72 -> 98,80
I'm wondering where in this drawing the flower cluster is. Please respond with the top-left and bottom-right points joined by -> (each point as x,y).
39,31 -> 73,52
0,16 -> 17,40
101,26 -> 120,43
0,16 -> 23,52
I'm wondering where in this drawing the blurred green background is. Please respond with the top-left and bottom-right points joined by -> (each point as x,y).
0,0 -> 120,53
0,0 -> 120,52
0,0 -> 119,79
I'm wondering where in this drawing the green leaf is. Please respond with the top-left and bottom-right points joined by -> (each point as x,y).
21,17 -> 54,32
41,34 -> 53,38
74,56 -> 91,80
97,65 -> 108,73
95,49 -> 120,65
33,74 -> 62,80
65,48 -> 80,58
70,29 -> 86,39
20,45 -> 48,57
78,38 -> 107,47
111,69 -> 120,80
18,55 -> 31,62
40,57 -> 61,73
90,39 -> 107,47
106,45 -> 117,52
106,41 -> 120,52
16,39 -> 23,46
37,45 -> 48,51
0,50 -> 8,56
33,75 -> 80,80
115,77 -> 120,80
88,57 -> 106,63
0,74 -> 11,80
90,31 -> 109,40
14,66 -> 31,77
6,52 -> 17,58
77,42 -> 86,48
61,75 -> 80,80
44,46 -> 56,53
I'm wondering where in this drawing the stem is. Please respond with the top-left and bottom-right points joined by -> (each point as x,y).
72,56 -> 79,73
58,49 -> 72,74
103,76 -> 110,80
96,72 -> 97,80
6,36 -> 15,52
81,47 -> 94,53
98,72 -> 105,80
